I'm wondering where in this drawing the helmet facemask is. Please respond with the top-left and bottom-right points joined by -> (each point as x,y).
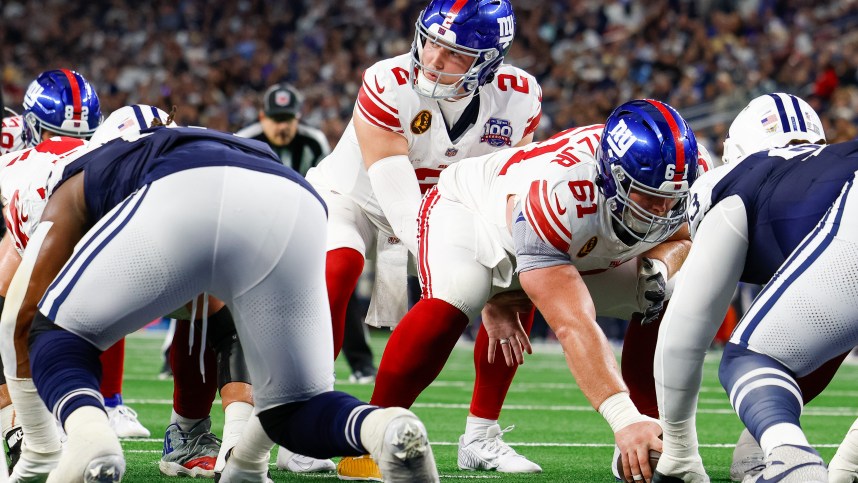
607,163 -> 689,244
411,21 -> 501,99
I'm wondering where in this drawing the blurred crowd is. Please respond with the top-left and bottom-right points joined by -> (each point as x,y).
2,0 -> 858,156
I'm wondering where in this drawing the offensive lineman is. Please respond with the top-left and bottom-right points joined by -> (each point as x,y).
369,99 -> 699,483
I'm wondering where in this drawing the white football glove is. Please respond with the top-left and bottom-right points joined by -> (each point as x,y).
636,257 -> 668,324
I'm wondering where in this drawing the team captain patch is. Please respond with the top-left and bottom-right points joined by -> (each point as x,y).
411,110 -> 432,134
576,236 -> 598,257
481,118 -> 512,147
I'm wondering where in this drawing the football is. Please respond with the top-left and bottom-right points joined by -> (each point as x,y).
615,449 -> 662,482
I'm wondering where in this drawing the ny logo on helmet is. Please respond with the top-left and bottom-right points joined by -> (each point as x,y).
607,119 -> 636,157
497,15 -> 514,47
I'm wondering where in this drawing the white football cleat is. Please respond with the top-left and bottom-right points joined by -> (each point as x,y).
730,428 -> 765,481
457,424 -> 541,473
746,444 -> 826,483
361,407 -> 439,483
107,405 -> 150,438
650,452 -> 710,483
275,446 -> 335,473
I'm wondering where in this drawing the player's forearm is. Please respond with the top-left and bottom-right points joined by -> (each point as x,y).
554,318 -> 627,409
367,154 -> 422,253
641,237 -> 691,278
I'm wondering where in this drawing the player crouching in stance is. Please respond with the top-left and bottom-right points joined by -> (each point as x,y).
0,120 -> 440,482
651,93 -> 849,483
364,98 -> 699,483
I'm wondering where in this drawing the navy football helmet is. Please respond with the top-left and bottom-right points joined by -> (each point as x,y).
22,69 -> 102,147
597,99 -> 698,244
411,0 -> 515,99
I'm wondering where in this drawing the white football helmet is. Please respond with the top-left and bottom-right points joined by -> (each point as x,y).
722,93 -> 825,165
695,142 -> 720,177
90,104 -> 173,146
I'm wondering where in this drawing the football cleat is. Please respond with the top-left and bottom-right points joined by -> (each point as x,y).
373,412 -> 438,483
5,425 -> 23,470
214,448 -> 273,483
348,367 -> 377,385
746,444 -> 826,483
336,455 -> 382,481
730,428 -> 765,481
83,454 -> 125,483
458,424 -> 541,473
651,452 -> 710,483
159,419 -> 220,478
107,405 -> 150,438
276,446 -> 335,473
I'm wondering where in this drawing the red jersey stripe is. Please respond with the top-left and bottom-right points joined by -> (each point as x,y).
525,180 -> 570,253
356,94 -> 402,133
357,85 -> 401,131
362,73 -> 398,114
524,108 -> 542,137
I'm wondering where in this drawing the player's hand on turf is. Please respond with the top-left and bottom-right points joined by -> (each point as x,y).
615,419 -> 663,482
481,290 -> 534,367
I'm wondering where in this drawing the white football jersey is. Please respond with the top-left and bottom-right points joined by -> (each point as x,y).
1,115 -> 26,155
438,124 -> 663,272
0,136 -> 90,255
307,53 -> 541,220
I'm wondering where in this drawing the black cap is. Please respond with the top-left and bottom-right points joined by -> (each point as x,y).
262,83 -> 303,120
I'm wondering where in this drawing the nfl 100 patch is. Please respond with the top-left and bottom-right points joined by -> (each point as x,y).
481,118 -> 512,147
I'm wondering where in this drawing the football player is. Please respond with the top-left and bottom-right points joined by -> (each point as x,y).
0,69 -> 116,481
2,120 -> 441,483
370,99 -> 699,483
651,93 -> 847,483
305,0 -> 543,477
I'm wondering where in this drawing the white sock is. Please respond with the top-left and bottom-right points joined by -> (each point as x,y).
228,413 -> 274,471
1,404 -> 16,437
759,423 -> 810,456
464,416 -> 496,445
215,402 -> 253,472
360,407 -> 413,458
46,406 -> 122,483
6,377 -> 61,454
171,408 -> 203,431
662,417 -> 699,459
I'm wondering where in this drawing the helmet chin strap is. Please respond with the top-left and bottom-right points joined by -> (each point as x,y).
414,70 -> 465,99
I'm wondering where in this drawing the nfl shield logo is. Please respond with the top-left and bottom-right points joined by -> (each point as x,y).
276,91 -> 291,106
445,147 -> 458,157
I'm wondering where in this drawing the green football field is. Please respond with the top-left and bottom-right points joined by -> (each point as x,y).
116,329 -> 858,482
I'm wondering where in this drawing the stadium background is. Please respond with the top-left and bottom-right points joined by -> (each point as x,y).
3,1 -> 858,481
3,0 -> 858,153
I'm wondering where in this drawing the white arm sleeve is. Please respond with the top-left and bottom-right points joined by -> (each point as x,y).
655,195 -> 749,424
367,154 -> 421,254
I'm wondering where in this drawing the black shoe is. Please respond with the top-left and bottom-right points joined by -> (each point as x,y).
349,366 -> 377,384
4,425 -> 23,472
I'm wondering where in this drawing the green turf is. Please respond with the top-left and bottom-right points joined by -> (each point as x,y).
116,329 -> 858,482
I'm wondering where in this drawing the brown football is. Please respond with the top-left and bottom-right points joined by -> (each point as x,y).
615,449 -> 662,482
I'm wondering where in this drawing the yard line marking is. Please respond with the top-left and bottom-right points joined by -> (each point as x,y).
122,442 -> 846,449
123,399 -> 858,416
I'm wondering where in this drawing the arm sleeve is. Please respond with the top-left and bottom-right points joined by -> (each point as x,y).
367,154 -> 421,254
655,194 -> 749,422
511,201 -> 571,273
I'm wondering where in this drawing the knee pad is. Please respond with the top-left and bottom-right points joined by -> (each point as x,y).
203,307 -> 251,389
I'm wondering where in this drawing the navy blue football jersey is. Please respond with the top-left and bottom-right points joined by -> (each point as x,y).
689,140 -> 858,284
56,127 -> 325,222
